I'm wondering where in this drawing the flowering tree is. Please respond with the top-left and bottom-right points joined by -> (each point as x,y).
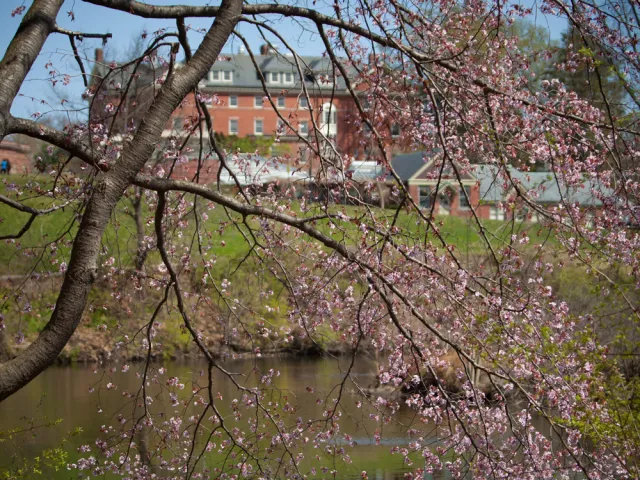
1,0 -> 639,478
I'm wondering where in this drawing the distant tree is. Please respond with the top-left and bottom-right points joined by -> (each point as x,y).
551,26 -> 629,117
213,132 -> 274,156
33,142 -> 68,173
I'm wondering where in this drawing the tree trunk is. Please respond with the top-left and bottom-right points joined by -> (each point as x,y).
0,331 -> 12,364
0,0 -> 243,403
133,187 -> 148,273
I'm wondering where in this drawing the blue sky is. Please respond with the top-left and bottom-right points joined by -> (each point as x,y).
1,0 -> 567,122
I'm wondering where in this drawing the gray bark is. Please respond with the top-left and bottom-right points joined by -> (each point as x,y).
132,187 -> 148,273
0,0 -> 242,402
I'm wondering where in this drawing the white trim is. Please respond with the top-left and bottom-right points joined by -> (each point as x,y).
254,118 -> 264,135
409,179 -> 476,186
320,102 -> 337,137
229,118 -> 239,135
459,186 -> 471,210
210,70 -> 233,83
229,95 -> 238,108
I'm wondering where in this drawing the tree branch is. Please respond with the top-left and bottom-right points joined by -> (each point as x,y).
0,0 -> 243,403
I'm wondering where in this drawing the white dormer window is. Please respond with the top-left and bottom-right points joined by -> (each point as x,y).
270,72 -> 279,83
284,72 -> 293,84
210,70 -> 233,83
319,74 -> 334,86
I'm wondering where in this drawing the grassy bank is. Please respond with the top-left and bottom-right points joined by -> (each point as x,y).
0,173 -> 577,364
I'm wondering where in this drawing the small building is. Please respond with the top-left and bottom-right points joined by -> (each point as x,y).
472,164 -> 511,220
472,164 -> 613,221
387,151 -> 479,216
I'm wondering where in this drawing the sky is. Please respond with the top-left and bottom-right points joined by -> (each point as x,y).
0,0 -> 567,122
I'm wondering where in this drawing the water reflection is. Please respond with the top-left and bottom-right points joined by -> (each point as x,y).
1,355 -> 449,479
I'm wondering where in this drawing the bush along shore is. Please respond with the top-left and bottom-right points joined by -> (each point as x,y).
0,270 -> 354,364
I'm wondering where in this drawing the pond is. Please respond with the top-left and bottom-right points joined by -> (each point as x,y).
0,355 -> 455,479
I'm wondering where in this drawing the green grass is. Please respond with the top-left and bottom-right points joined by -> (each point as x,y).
0,174 -> 561,276
0,173 -> 563,349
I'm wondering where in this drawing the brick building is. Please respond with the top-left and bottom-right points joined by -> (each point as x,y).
169,45 -> 363,165
92,46 -> 396,177
386,151 -> 480,217
0,140 -> 32,175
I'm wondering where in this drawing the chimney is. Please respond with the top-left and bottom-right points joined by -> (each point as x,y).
95,48 -> 104,64
260,44 -> 269,55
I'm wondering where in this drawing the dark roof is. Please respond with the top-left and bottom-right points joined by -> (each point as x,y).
204,52 -> 350,94
387,151 -> 429,182
91,52 -> 351,98
90,60 -> 159,94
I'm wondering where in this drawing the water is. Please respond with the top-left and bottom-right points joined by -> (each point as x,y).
0,355 -> 451,479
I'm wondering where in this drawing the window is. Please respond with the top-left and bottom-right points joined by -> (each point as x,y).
270,72 -> 279,83
322,107 -> 337,126
229,95 -> 238,107
254,118 -> 263,135
211,70 -> 232,83
173,117 -> 184,130
459,186 -> 471,210
391,123 -> 401,137
489,206 -> 504,221
299,121 -> 309,136
255,96 -> 263,108
284,72 -> 293,84
321,102 -> 338,137
278,96 -> 285,108
229,119 -> 238,135
419,186 -> 432,209
299,97 -> 308,108
276,119 -> 286,135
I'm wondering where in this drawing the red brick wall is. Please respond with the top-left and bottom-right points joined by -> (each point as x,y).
476,204 -> 492,220
0,141 -> 31,174
169,159 -> 220,184
174,92 -> 361,157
